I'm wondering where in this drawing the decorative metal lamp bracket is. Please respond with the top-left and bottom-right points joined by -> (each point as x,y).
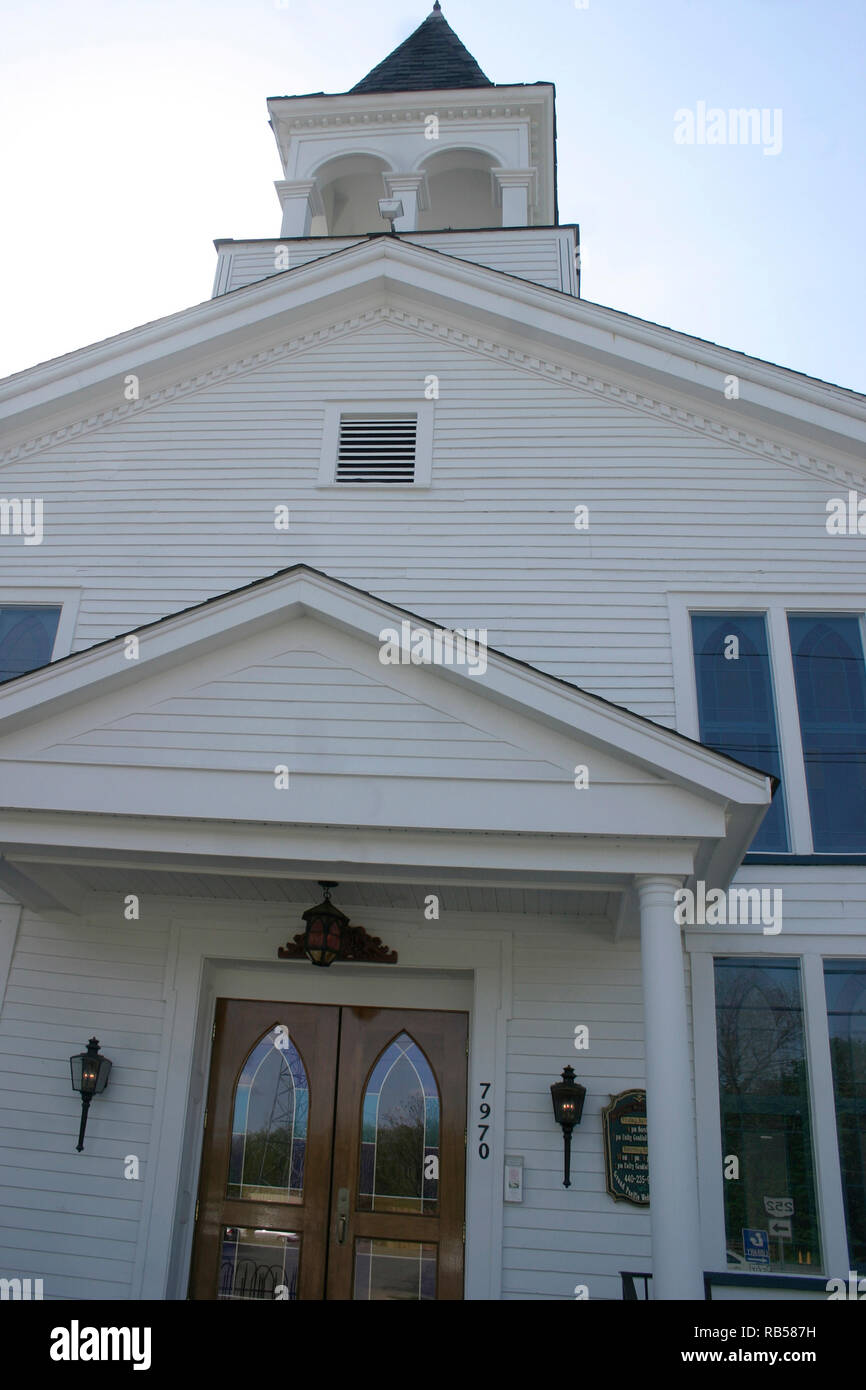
278,924 -> 398,964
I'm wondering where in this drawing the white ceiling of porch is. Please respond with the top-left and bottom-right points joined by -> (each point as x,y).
69,865 -> 615,919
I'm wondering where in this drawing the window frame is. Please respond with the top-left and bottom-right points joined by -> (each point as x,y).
691,938 -> 857,1280
708,952 -> 822,1272
669,591 -> 866,857
316,399 -> 434,489
0,588 -> 80,677
821,955 -> 866,1268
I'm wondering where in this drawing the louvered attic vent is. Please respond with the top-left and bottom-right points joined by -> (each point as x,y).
335,413 -> 418,483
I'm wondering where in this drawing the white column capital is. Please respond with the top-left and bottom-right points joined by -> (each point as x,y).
492,167 -> 537,190
383,172 -> 429,231
635,873 -> 685,905
383,172 -> 429,204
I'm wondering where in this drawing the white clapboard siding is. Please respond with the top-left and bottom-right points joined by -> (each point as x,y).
213,227 -> 577,297
0,911 -> 169,1300
731,865 -> 866,930
503,926 -> 693,1300
1,319 -> 861,729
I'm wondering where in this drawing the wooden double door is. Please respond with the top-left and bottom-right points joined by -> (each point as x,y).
189,1000 -> 468,1300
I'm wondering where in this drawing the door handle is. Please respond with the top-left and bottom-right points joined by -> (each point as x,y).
336,1187 -> 350,1245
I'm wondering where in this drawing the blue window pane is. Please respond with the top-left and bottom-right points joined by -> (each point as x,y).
788,615 -> 866,852
0,606 -> 61,682
823,961 -> 866,1267
691,614 -> 788,851
714,958 -> 822,1273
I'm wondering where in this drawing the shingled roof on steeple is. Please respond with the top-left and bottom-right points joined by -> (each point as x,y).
350,3 -> 493,95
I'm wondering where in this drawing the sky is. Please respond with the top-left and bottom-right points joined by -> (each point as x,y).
1,0 -> 864,390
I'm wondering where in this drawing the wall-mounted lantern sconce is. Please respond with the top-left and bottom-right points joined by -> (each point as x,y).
70,1037 -> 112,1151
550,1065 -> 586,1188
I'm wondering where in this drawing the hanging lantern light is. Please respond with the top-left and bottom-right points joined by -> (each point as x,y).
300,882 -> 350,967
69,1037 -> 112,1151
278,884 -> 398,967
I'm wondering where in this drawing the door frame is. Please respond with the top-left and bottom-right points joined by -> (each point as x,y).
132,905 -> 512,1302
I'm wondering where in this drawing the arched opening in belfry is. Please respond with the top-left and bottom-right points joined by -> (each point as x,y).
417,148 -> 501,231
314,154 -> 394,236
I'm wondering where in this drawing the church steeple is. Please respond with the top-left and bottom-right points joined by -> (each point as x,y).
350,3 -> 492,95
266,7 -> 556,237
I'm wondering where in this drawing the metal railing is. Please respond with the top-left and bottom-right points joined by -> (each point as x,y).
621,1269 -> 829,1301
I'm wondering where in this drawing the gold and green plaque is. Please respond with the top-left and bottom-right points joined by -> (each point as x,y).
602,1089 -> 649,1205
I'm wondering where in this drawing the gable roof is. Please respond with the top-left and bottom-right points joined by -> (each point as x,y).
1,235 -> 863,474
0,565 -> 771,891
0,559 -> 776,791
350,4 -> 492,94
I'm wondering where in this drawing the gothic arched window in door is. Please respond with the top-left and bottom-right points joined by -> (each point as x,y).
358,1032 -> 440,1214
227,1028 -> 308,1204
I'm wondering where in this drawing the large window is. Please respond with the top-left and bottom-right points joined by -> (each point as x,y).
691,613 -> 787,851
714,957 -> 821,1272
824,960 -> 866,1267
687,605 -> 866,854
0,605 -> 61,682
789,615 -> 866,852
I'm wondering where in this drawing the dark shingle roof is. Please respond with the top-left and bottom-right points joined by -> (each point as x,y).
350,3 -> 492,94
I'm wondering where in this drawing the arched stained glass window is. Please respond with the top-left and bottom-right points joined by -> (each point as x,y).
359,1032 -> 439,1214
227,1028 -> 308,1204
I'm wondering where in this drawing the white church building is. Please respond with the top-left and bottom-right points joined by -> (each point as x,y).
0,4 -> 863,1302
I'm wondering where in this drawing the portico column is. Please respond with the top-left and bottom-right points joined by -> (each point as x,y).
636,874 -> 704,1300
274,180 -> 324,237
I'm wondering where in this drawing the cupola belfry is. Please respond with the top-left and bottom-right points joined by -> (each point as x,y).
266,3 -> 556,237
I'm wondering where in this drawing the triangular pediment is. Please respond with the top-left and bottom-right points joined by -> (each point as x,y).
1,237 -> 863,480
0,568 -> 770,879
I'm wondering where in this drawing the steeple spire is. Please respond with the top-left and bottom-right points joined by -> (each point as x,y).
350,5 -> 492,95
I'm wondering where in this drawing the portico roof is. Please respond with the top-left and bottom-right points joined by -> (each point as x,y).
0,566 -> 772,920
